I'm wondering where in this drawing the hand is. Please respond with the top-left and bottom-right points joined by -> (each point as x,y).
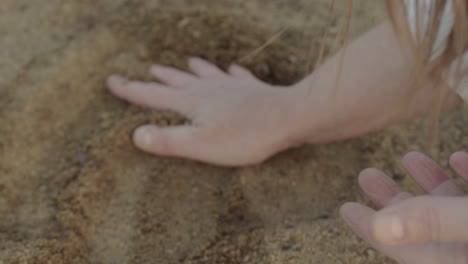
107,58 -> 304,166
341,151 -> 468,264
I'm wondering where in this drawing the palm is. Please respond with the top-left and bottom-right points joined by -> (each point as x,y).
341,152 -> 468,264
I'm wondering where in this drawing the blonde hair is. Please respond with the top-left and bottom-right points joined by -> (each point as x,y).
386,0 -> 467,85
385,0 -> 468,144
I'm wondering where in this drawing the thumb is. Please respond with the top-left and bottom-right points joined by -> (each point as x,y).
133,125 -> 202,159
370,196 -> 468,245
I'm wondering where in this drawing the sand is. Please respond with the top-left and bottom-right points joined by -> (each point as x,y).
0,0 -> 466,263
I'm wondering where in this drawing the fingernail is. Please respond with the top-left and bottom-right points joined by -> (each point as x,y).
150,65 -> 162,74
108,75 -> 127,86
134,126 -> 153,148
372,213 -> 404,243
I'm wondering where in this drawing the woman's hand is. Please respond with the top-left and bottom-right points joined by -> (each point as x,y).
107,58 -> 305,166
341,151 -> 468,264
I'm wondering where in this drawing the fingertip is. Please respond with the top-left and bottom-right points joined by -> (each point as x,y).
107,75 -> 127,87
133,125 -> 155,150
450,151 -> 468,180
358,168 -> 381,179
340,202 -> 356,225
340,202 -> 359,217
358,168 -> 389,187
149,65 -> 163,75
188,57 -> 204,67
188,56 -> 205,63
449,151 -> 468,165
227,63 -> 240,71
340,203 -> 376,243
228,63 -> 252,77
402,151 -> 426,165
340,202 -> 367,223
107,75 -> 131,98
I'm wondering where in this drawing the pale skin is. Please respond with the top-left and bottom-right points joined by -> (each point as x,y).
107,21 -> 466,263
342,151 -> 468,263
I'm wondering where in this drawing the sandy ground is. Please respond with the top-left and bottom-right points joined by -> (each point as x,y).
0,0 -> 466,263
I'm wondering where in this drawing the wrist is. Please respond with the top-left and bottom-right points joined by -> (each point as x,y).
279,79 -> 325,146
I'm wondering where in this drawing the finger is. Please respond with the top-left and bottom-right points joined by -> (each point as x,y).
371,196 -> 468,245
107,75 -> 188,112
358,169 -> 401,208
188,57 -> 225,77
341,203 -> 468,264
228,64 -> 255,78
340,202 -> 376,242
402,152 -> 464,196
133,125 -> 206,160
149,65 -> 197,87
358,168 -> 412,208
450,151 -> 468,182
340,203 -> 411,263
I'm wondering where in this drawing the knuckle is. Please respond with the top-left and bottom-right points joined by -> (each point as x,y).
418,198 -> 442,241
397,197 -> 442,242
